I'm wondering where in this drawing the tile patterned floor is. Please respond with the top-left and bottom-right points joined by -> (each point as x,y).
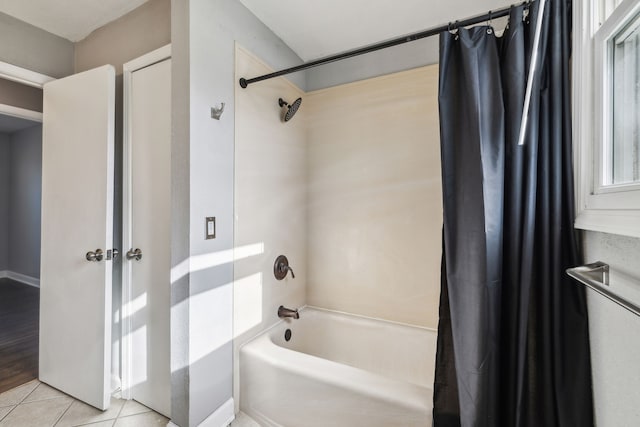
230,412 -> 260,427
0,380 -> 169,427
0,379 -> 263,427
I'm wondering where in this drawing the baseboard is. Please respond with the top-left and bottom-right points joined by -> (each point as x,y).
198,398 -> 235,427
0,270 -> 40,288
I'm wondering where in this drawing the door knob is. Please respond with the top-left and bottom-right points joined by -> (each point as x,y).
126,248 -> 143,261
86,249 -> 104,262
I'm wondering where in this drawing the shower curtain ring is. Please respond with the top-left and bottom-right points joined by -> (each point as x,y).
449,20 -> 459,39
523,3 -> 531,22
487,11 -> 494,34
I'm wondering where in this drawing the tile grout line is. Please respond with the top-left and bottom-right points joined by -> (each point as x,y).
19,380 -> 41,404
0,379 -> 41,423
21,381 -> 77,427
115,406 -> 168,423
114,396 -> 126,420
26,394 -> 76,404
2,385 -> 163,427
75,420 -> 117,427
114,399 -> 157,421
0,404 -> 17,423
54,395 -> 124,427
51,398 -> 75,427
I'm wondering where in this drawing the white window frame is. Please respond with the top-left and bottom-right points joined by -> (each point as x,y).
573,0 -> 640,237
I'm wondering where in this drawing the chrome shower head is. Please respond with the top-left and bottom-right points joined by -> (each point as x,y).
278,97 -> 302,122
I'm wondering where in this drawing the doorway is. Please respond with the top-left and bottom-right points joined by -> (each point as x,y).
0,111 -> 43,394
0,51 -> 172,414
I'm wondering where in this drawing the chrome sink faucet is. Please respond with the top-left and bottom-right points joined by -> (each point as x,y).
278,305 -> 299,319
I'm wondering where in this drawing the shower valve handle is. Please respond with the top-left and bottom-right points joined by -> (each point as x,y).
280,264 -> 295,279
274,255 -> 295,280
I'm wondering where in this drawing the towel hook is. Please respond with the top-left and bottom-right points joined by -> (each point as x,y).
211,102 -> 225,120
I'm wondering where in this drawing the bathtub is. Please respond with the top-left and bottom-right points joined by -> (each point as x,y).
239,307 -> 437,426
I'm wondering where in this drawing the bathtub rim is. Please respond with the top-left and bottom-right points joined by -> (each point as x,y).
304,305 -> 438,333
237,304 -> 438,355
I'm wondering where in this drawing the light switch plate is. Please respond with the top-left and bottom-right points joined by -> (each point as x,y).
205,217 -> 216,239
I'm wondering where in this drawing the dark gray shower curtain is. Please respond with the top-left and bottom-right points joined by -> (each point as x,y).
433,1 -> 594,426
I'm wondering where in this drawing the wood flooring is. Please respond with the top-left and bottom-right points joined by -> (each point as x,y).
0,278 -> 39,394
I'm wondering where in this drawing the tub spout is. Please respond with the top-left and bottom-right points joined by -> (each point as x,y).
278,305 -> 299,319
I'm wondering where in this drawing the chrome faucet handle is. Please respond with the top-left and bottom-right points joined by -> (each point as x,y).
274,255 -> 295,280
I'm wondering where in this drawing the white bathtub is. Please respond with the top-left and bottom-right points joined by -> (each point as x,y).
239,307 -> 436,426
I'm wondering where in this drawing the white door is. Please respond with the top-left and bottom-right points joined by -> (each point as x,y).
40,65 -> 115,411
123,56 -> 171,416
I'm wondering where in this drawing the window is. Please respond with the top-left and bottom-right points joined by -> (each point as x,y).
611,16 -> 640,185
573,0 -> 640,237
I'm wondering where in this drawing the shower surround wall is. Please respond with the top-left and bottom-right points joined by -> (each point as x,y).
234,59 -> 442,335
233,46 -> 307,409
234,55 -> 442,415
235,61 -> 441,334
306,66 -> 442,328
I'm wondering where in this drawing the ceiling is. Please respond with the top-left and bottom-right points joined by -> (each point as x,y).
239,0 -> 515,61
0,114 -> 39,133
0,0 -> 148,42
0,0 -> 514,58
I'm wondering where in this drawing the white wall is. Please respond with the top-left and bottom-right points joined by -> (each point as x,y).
74,0 -> 170,75
233,46 -> 307,410
170,1 -> 305,425
0,12 -> 73,78
306,66 -> 442,328
8,125 -> 42,280
0,78 -> 43,113
582,231 -> 640,426
0,133 -> 9,271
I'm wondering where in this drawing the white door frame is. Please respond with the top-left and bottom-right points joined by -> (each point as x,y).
0,61 -> 55,88
0,60 -> 54,120
0,61 -> 48,347
121,44 -> 172,400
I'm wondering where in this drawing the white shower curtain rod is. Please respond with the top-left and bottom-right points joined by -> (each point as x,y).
238,0 -> 537,89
